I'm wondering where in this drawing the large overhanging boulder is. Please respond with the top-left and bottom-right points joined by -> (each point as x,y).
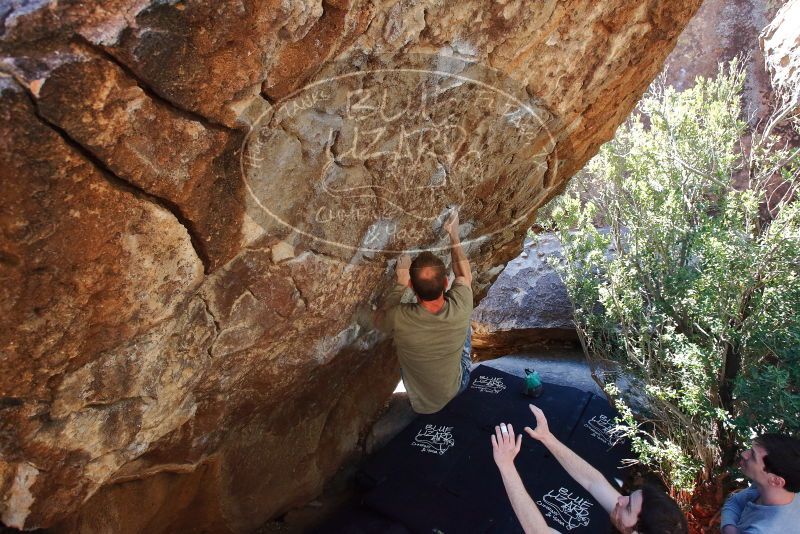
0,1 -> 702,531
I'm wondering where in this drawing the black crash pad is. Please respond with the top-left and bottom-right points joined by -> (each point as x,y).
359,412 -> 486,488
566,394 -> 633,489
331,365 -> 633,533
311,504 -> 411,534
448,365 -> 593,442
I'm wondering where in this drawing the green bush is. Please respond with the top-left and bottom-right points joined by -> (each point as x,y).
541,60 -> 800,494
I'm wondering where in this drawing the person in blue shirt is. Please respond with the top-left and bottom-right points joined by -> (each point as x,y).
721,433 -> 800,534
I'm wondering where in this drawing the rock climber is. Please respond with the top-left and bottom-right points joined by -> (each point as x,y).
376,208 -> 473,414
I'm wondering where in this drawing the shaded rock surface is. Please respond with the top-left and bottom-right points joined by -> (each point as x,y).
472,234 -> 579,359
473,234 -> 573,331
0,1 -> 704,531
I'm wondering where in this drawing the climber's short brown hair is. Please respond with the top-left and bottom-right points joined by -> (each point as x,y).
410,252 -> 447,301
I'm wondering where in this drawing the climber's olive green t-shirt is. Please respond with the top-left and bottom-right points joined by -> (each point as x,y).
381,282 -> 473,414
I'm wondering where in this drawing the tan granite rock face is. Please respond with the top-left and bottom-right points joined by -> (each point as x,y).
0,77 -> 208,527
7,47 -> 245,270
0,0 -> 703,530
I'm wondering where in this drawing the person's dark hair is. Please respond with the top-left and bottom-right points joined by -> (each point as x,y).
410,251 -> 447,301
635,483 -> 688,534
755,433 -> 800,492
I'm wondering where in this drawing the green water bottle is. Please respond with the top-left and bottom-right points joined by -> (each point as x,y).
524,368 -> 543,398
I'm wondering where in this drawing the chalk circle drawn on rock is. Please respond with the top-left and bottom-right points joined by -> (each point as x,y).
470,375 -> 506,394
411,424 -> 455,455
240,53 -> 558,255
584,414 -> 618,447
536,487 -> 593,531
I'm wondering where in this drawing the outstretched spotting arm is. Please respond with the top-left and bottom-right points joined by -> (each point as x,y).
524,405 -> 621,514
492,423 -> 560,534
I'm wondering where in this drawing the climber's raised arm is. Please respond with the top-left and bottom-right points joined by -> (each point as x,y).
443,210 -> 472,286
374,253 -> 411,333
395,253 -> 411,287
